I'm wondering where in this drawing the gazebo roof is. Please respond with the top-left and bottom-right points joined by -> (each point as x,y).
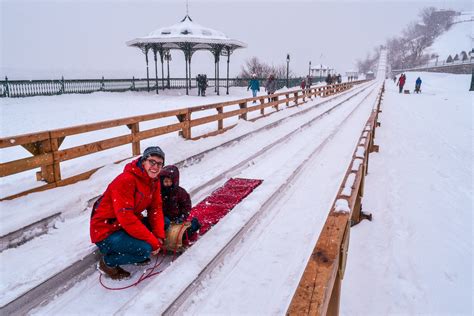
126,15 -> 247,50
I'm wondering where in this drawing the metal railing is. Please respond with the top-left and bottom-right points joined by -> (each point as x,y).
0,77 -> 306,98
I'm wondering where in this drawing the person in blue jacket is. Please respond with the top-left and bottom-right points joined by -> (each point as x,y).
415,77 -> 422,93
247,74 -> 260,103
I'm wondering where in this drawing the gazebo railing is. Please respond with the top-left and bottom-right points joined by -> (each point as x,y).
0,77 -> 305,98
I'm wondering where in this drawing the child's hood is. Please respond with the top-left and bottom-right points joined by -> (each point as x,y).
160,165 -> 180,187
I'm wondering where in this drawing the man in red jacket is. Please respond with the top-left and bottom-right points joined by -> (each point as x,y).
90,146 -> 166,280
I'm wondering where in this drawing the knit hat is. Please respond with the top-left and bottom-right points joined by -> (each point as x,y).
142,146 -> 165,163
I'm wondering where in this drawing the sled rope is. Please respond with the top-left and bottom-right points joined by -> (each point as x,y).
98,223 -> 188,290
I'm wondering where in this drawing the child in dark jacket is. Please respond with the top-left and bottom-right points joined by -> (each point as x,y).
160,165 -> 201,238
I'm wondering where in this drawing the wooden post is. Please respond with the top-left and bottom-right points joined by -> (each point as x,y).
285,93 -> 290,106
294,92 -> 298,105
50,136 -> 62,182
260,98 -> 265,115
23,137 -> 62,184
239,102 -> 248,120
177,110 -> 191,139
273,95 -> 279,111
127,123 -> 140,156
216,106 -> 224,131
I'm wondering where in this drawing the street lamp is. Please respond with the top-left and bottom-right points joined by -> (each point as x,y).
286,54 -> 290,88
308,61 -> 312,77
164,51 -> 172,88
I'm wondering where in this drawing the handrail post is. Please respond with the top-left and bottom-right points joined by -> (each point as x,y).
127,123 -> 141,156
177,110 -> 191,139
216,106 -> 224,131
238,101 -> 247,120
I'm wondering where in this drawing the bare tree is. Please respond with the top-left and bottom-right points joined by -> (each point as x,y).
239,57 -> 295,79
358,7 -> 457,70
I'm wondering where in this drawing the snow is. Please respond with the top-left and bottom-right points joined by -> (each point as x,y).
342,71 -> 472,315
1,70 -> 472,315
427,13 -> 473,61
351,158 -> 363,172
335,199 -> 351,213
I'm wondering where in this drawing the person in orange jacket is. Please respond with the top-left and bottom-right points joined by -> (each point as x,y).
90,146 -> 166,280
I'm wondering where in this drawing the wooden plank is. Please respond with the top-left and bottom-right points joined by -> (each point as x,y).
0,131 -> 50,148
287,213 -> 348,315
56,135 -> 132,162
0,153 -> 53,177
136,122 -> 185,140
50,108 -> 187,138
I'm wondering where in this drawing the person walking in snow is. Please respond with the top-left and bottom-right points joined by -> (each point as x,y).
325,74 -> 332,85
265,74 -> 277,102
397,73 -> 406,93
247,74 -> 260,103
90,146 -> 166,280
300,78 -> 306,90
160,165 -> 201,241
414,77 -> 422,93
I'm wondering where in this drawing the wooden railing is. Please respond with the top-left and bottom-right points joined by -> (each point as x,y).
0,80 -> 367,201
287,82 -> 384,315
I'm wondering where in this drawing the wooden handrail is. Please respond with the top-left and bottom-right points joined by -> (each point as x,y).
287,82 -> 384,315
0,80 -> 367,200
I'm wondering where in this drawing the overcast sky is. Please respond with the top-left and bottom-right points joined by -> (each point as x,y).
1,0 -> 471,79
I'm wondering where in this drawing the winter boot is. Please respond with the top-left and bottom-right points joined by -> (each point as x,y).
98,258 -> 131,280
134,258 -> 151,266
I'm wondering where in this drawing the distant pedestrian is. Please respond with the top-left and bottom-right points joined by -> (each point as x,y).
197,74 -> 208,96
306,75 -> 313,97
325,74 -> 332,85
247,74 -> 260,103
265,74 -> 277,102
300,79 -> 306,90
397,73 -> 406,93
414,77 -> 422,93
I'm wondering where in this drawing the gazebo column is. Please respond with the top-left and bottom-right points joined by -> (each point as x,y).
188,55 -> 192,90
225,46 -> 231,95
185,53 -> 189,95
153,48 -> 159,94
142,46 -> 150,92
159,50 -> 165,90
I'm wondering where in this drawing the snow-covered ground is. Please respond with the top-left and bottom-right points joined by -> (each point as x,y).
342,72 -> 473,315
0,71 -> 472,315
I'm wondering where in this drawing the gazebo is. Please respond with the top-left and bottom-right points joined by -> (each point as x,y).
127,15 -> 247,95
310,64 -> 334,78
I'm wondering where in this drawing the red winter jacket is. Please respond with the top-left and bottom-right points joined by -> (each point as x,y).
90,158 -> 165,250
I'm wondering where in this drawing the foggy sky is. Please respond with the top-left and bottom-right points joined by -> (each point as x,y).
1,0 -> 471,80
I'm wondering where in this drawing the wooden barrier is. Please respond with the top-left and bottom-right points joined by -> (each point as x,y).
287,82 -> 384,316
0,81 -> 367,200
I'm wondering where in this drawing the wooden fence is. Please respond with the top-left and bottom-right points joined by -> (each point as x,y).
0,80 -> 367,201
287,82 -> 384,315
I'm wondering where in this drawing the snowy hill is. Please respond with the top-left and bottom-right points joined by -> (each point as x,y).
427,11 -> 473,62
